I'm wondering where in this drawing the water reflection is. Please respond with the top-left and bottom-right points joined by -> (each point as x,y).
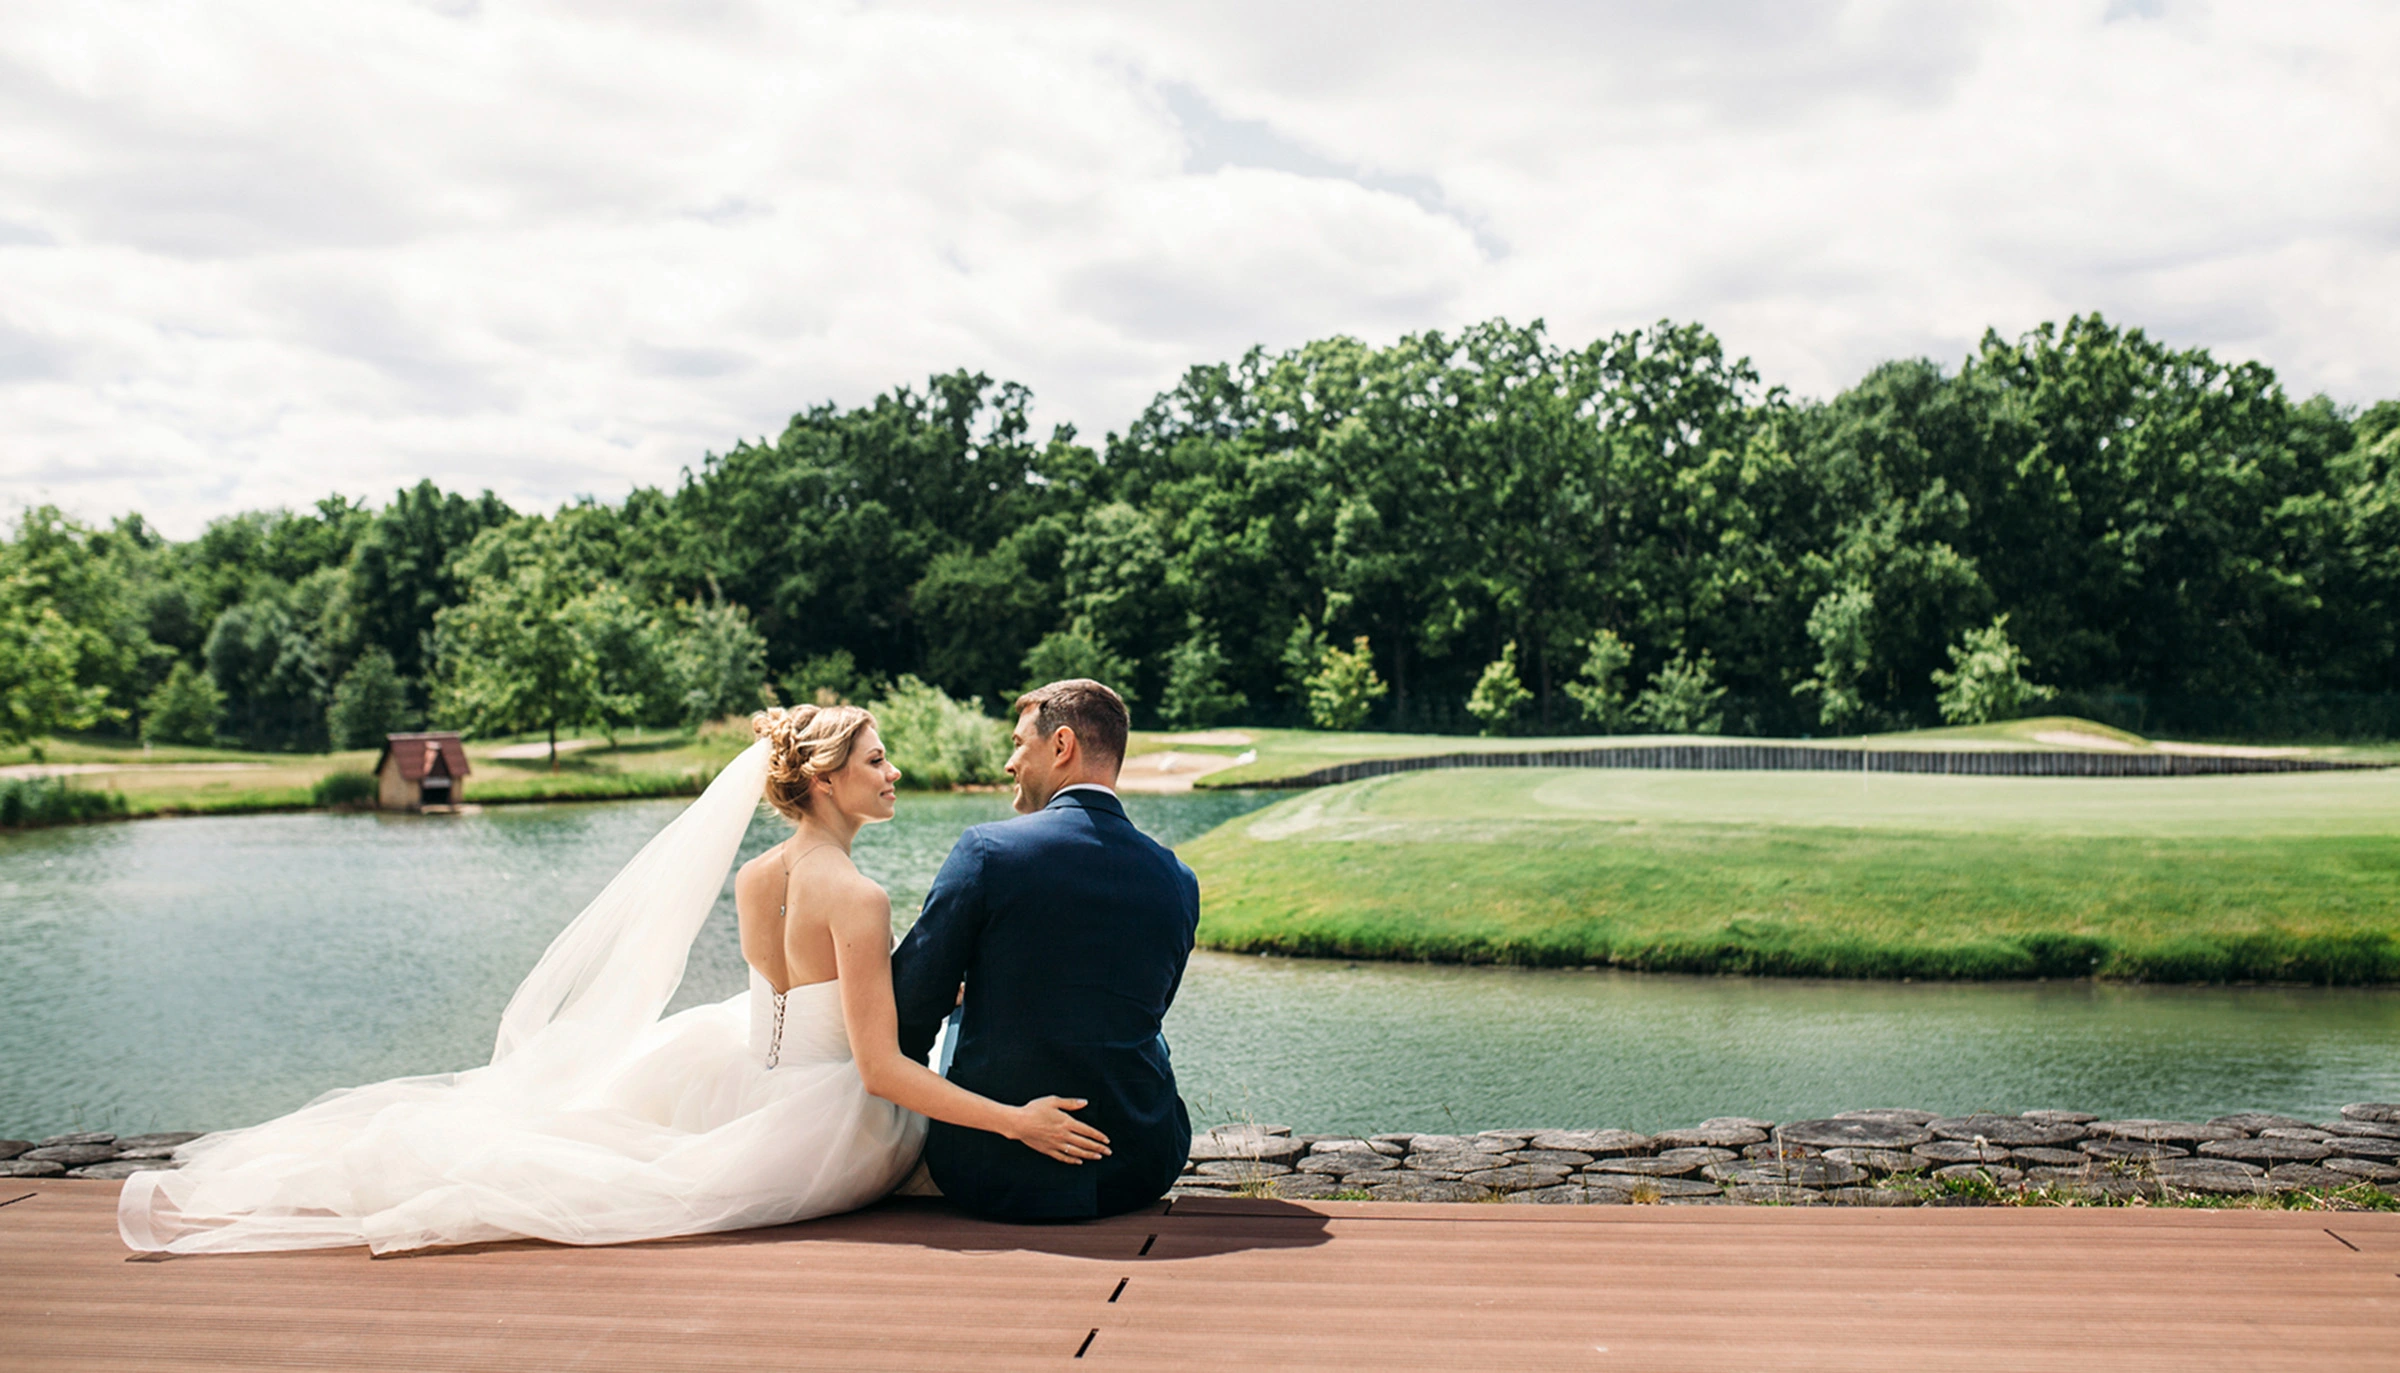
2,791 -> 2393,1138
1168,954 -> 2400,1134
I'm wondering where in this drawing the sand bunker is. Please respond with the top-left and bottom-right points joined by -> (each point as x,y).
2031,728 -> 2311,760
2030,730 -> 2143,752
1117,749 -> 1248,793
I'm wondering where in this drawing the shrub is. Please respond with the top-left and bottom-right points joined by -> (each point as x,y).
1305,636 -> 1388,731
1633,651 -> 1727,734
870,675 -> 1008,788
141,661 -> 224,747
1161,633 -> 1246,729
1465,643 -> 1532,736
311,771 -> 380,808
1933,614 -> 2056,725
0,777 -> 126,829
1563,630 -> 1634,731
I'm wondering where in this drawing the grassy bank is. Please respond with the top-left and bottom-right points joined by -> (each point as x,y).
0,730 -> 748,824
1167,716 -> 2393,789
1181,767 -> 2400,984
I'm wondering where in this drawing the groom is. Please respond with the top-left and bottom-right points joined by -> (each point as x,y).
891,678 -> 1200,1221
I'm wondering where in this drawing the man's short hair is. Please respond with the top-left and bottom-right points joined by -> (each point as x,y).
1013,678 -> 1130,769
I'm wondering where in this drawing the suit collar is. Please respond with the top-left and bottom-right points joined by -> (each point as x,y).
1044,786 -> 1126,820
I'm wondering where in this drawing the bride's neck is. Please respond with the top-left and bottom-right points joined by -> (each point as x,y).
791,810 -> 861,854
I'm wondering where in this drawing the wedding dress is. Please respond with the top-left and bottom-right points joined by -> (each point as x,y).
118,740 -> 927,1254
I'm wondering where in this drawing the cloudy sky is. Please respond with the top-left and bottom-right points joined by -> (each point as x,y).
3,1 -> 2395,536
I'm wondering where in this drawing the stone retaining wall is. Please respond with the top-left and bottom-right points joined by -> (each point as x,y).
12,1107 -> 2398,1207
0,1131 -> 201,1180
1270,744 -> 2384,788
1177,1103 -> 2400,1206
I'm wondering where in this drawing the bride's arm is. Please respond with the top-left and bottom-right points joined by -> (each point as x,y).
821,877 -> 1110,1166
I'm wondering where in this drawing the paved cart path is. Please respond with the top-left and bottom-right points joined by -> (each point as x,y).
4,1182 -> 2396,1370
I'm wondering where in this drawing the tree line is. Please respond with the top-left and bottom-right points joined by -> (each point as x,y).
5,312 -> 2396,757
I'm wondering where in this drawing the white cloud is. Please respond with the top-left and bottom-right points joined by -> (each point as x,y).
0,0 -> 2394,535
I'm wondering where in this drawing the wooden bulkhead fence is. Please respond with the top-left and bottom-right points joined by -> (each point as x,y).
1267,743 -> 2384,789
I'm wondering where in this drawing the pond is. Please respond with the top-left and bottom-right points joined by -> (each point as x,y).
4,790 -> 2395,1139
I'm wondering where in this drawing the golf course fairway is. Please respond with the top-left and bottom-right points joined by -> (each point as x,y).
1181,767 -> 2400,983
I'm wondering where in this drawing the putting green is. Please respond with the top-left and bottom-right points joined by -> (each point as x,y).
1254,766 -> 2400,839
1185,767 -> 2400,983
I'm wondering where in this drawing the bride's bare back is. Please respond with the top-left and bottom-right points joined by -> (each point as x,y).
734,841 -> 850,992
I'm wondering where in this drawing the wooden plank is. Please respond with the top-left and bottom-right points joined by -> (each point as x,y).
5,1181 -> 2395,1371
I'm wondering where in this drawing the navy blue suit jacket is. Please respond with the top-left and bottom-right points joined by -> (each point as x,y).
890,788 -> 1199,1221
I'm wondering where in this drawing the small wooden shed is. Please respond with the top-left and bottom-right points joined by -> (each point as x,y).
375,733 -> 471,812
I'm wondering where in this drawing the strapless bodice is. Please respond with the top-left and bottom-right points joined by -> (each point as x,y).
747,969 -> 852,1069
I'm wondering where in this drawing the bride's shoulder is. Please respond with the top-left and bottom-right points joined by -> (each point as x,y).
818,857 -> 886,900
814,862 -> 890,930
734,846 -> 785,888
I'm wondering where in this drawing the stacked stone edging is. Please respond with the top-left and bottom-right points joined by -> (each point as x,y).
13,1109 -> 2397,1207
0,1131 -> 201,1180
1176,1103 -> 2400,1206
1268,745 -> 2384,788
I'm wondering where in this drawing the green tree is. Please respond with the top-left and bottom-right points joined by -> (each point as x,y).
1634,651 -> 1727,734
1953,315 -> 2329,699
204,593 -> 330,751
343,481 -> 515,695
667,594 -> 770,727
1305,635 -> 1388,731
1561,630 -> 1635,731
429,523 -> 640,768
1280,621 -> 1329,707
0,600 -> 114,748
1058,502 -> 1178,704
1793,585 -> 1879,732
910,516 -> 1070,708
1019,623 -> 1138,702
326,646 -> 409,748
0,507 -> 144,748
1465,643 -> 1533,736
575,582 -> 673,738
660,373 -> 1097,689
1931,615 -> 2055,724
1160,632 -> 1246,729
143,661 -> 225,747
780,649 -> 879,707
4,312 -> 2392,753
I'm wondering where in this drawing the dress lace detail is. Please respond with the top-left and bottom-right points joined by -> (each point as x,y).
764,987 -> 788,1069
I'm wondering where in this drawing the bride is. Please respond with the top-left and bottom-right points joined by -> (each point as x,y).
119,704 -> 1108,1254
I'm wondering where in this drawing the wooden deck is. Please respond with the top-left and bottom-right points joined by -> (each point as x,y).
4,1180 -> 2396,1370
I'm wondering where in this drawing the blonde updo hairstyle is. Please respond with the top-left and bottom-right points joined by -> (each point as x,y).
751,704 -> 880,824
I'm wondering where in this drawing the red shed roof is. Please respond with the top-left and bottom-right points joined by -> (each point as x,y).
377,732 -> 472,782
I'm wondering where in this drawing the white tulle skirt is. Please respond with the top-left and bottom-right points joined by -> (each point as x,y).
120,987 -> 925,1254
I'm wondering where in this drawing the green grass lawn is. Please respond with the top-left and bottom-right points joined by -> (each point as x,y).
0,729 -> 751,821
1181,767 -> 2400,984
